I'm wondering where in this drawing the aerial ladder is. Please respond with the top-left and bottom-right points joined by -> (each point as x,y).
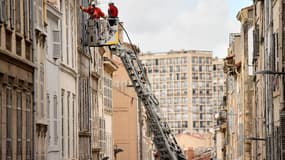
86,18 -> 186,160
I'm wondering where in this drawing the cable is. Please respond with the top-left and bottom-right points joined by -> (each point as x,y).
119,23 -> 139,55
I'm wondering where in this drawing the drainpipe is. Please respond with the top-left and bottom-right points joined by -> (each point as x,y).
31,0 -> 37,159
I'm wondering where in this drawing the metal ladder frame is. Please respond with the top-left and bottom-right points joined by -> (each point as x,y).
111,45 -> 186,160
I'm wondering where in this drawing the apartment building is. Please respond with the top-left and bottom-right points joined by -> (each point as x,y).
252,0 -> 285,159
46,1 -> 62,159
140,50 -> 213,134
90,47 -> 103,160
0,0 -> 47,159
222,6 -> 255,160
34,0 -> 48,159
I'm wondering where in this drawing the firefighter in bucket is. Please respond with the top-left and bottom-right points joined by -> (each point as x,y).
80,1 -> 119,47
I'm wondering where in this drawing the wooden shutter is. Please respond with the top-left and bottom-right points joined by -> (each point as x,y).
272,33 -> 279,72
253,26 -> 260,60
29,0 -> 33,39
280,111 -> 285,159
38,0 -> 43,28
23,0 -> 28,37
52,30 -> 61,59
10,0 -> 14,29
15,0 -> 21,32
0,0 -> 3,23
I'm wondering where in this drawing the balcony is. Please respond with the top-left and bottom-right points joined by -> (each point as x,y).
103,57 -> 118,73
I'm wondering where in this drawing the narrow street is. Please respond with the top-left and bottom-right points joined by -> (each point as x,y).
0,0 -> 284,160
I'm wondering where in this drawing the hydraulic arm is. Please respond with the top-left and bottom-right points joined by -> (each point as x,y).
85,16 -> 186,159
110,45 -> 186,160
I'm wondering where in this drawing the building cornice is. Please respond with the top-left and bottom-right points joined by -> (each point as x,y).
0,49 -> 35,72
47,2 -> 62,18
60,63 -> 77,79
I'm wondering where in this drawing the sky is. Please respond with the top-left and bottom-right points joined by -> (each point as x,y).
99,0 -> 252,58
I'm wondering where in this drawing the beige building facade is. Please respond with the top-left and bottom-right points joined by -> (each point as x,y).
112,55 -> 139,160
0,0 -> 47,159
221,5 -> 256,160
112,43 -> 154,160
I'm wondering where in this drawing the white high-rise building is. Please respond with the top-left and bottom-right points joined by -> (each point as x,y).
140,50 -> 214,134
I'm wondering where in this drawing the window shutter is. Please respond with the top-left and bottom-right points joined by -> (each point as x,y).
29,0 -> 33,39
10,0 -> 14,29
38,0 -> 43,28
253,26 -> 260,60
52,30 -> 61,59
280,111 -> 285,159
23,0 -> 28,37
273,33 -> 279,72
0,0 -> 2,23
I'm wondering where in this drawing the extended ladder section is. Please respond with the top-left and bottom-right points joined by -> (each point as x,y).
86,18 -> 186,159
111,45 -> 186,160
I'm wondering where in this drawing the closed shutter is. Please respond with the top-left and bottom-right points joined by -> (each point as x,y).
52,30 -> 61,59
0,0 -> 2,23
23,0 -> 28,37
272,33 -> 279,72
280,111 -> 285,159
10,0 -> 14,29
15,0 -> 21,32
253,26 -> 259,60
0,0 -> 7,24
38,0 -> 43,28
283,1 -> 285,64
29,0 -> 33,39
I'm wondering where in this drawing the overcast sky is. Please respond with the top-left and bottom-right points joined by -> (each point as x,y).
100,0 -> 252,58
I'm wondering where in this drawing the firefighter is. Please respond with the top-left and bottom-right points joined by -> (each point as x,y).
80,1 -> 107,43
80,1 -> 106,20
107,1 -> 118,26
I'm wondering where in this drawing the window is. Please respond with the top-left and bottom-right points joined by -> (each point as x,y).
10,0 -> 15,29
0,0 -> 8,24
176,73 -> 180,80
47,94 -> 51,144
23,0 -> 29,37
25,41 -> 32,61
65,0 -> 69,65
67,92 -> 70,158
70,3 -> 74,68
192,57 -> 196,64
155,59 -> 158,65
61,89 -> 65,157
272,33 -> 279,92
40,64 -> 44,118
38,0 -> 43,28
176,66 -> 180,72
16,37 -> 23,56
6,30 -> 12,51
47,94 -> 50,119
183,57 -> 187,64
72,94 -> 75,157
52,30 -> 61,59
16,92 -> 22,160
6,88 -> 12,159
26,94 -> 32,160
53,95 -> 58,145
15,0 -> 21,32
104,77 -> 113,112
